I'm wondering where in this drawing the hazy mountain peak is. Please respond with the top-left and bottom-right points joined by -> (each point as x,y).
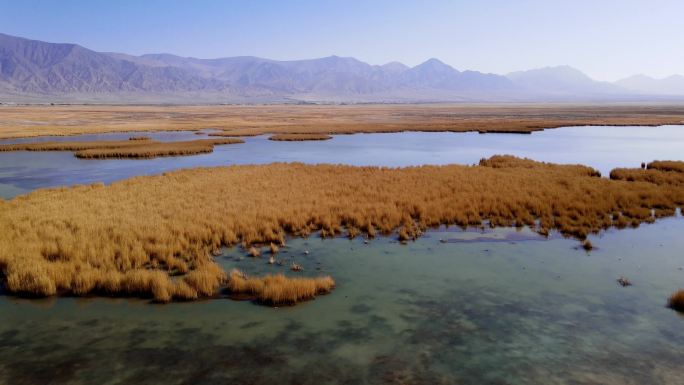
506,65 -> 624,94
663,74 -> 684,81
508,65 -> 591,82
415,58 -> 454,70
616,73 -> 684,95
380,61 -> 409,74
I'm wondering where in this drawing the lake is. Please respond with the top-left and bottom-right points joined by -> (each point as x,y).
2,125 -> 684,199
1,125 -> 683,384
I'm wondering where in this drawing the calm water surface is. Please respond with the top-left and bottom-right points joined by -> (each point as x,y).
1,125 -> 684,199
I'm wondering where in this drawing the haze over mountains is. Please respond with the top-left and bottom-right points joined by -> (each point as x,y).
1,33 -> 682,104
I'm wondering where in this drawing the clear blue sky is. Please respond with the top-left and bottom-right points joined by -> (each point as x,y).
1,0 -> 682,81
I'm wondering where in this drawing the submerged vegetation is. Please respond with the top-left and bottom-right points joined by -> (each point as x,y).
269,133 -> 333,141
227,269 -> 334,305
0,156 -> 683,301
0,138 -> 244,159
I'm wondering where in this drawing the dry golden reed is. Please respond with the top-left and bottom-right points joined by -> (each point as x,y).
1,156 -> 683,302
269,133 -> 333,141
248,246 -> 261,257
227,269 -> 335,305
1,104 -> 682,139
668,290 -> 684,312
0,138 -> 243,159
647,161 -> 684,173
610,163 -> 684,186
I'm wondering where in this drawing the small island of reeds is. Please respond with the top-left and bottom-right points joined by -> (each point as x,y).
268,133 -> 333,141
668,289 -> 684,312
227,269 -> 335,305
0,138 -> 244,159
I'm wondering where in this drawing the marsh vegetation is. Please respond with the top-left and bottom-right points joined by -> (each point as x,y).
1,156 -> 683,301
0,138 -> 243,159
227,269 -> 334,305
668,290 -> 684,312
1,104 -> 683,139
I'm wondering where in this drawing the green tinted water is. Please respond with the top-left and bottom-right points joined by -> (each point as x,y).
2,220 -> 683,384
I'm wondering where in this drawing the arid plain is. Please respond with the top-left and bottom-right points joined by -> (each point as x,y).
1,103 -> 684,139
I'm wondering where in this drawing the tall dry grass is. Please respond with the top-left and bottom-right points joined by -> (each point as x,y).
647,161 -> 684,173
227,269 -> 334,305
0,104 -> 683,139
0,156 -> 683,301
668,290 -> 684,312
0,138 -> 243,159
610,167 -> 684,186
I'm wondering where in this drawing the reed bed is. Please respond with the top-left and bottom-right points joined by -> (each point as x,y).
0,156 -> 683,301
1,104 -> 682,139
668,290 -> 684,312
610,167 -> 684,186
0,138 -> 243,159
227,269 -> 335,305
647,161 -> 684,173
268,133 -> 332,141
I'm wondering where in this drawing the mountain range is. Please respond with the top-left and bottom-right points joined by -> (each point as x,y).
1,33 -> 682,103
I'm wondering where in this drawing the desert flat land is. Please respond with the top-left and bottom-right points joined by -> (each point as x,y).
1,104 -> 684,139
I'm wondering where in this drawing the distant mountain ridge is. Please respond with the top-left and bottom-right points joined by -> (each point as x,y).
507,65 -> 625,95
615,74 -> 684,95
1,33 -> 682,103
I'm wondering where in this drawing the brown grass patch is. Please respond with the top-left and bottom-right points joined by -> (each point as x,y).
0,156 -> 683,301
647,161 -> 684,173
269,133 -> 332,141
610,168 -> 684,186
0,104 -> 682,139
667,290 -> 684,312
227,269 -> 334,305
0,138 -> 243,159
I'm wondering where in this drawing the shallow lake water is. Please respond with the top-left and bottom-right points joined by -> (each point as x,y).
1,125 -> 684,199
2,125 -> 684,384
2,219 -> 684,384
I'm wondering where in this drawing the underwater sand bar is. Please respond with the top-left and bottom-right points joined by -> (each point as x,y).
0,138 -> 243,159
1,104 -> 684,139
1,156 -> 683,302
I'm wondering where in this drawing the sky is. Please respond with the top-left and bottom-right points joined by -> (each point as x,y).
1,0 -> 682,81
